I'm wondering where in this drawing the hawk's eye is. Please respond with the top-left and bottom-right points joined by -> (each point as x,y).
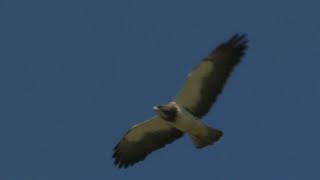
162,109 -> 170,114
163,109 -> 175,116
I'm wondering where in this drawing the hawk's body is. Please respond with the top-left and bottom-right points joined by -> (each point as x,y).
113,34 -> 248,168
155,102 -> 223,148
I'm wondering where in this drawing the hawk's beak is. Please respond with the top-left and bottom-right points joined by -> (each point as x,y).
153,106 -> 159,111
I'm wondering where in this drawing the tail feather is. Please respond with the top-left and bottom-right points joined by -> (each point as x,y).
189,125 -> 223,149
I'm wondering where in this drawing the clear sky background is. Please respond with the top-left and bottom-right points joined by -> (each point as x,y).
1,0 -> 320,179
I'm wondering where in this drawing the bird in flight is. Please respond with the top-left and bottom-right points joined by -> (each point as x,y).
112,34 -> 248,168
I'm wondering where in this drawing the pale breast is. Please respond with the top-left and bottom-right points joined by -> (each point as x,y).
166,105 -> 200,132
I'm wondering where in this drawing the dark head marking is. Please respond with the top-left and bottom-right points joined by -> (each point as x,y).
154,103 -> 178,122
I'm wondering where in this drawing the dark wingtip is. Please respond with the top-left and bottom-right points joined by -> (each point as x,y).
112,143 -> 140,169
209,33 -> 249,58
112,150 -> 127,169
210,33 -> 248,59
227,33 -> 249,49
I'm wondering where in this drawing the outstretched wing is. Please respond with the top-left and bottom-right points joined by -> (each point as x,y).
112,116 -> 183,168
174,34 -> 248,118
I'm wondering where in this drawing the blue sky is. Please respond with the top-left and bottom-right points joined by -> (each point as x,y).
1,0 -> 320,179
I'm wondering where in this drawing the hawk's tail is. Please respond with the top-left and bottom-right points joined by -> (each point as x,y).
188,125 -> 223,149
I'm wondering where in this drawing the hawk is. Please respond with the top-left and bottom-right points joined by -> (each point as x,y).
112,34 -> 248,168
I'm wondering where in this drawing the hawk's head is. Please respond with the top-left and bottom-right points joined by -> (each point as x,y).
153,102 -> 178,122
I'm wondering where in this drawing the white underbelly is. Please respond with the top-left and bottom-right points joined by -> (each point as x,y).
164,102 -> 206,134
